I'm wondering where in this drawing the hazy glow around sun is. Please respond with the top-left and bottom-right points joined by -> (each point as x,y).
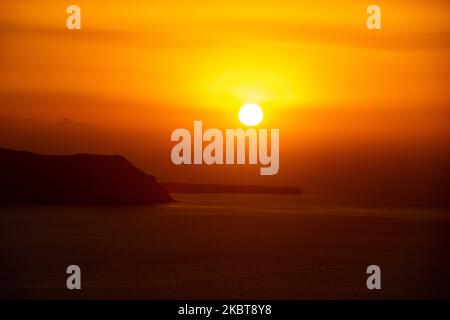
238,103 -> 264,126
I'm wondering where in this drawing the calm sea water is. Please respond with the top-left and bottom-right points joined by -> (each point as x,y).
170,193 -> 449,219
1,193 -> 449,299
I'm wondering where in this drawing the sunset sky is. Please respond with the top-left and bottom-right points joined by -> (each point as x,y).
0,0 -> 449,194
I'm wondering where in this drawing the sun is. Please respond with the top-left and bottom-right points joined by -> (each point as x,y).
238,103 -> 264,126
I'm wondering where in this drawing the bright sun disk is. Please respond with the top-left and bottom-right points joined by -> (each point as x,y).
238,103 -> 263,126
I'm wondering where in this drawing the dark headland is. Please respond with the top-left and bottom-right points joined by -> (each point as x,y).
0,148 -> 302,205
0,148 -> 174,205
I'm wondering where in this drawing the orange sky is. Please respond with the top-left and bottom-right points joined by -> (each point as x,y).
0,0 -> 449,193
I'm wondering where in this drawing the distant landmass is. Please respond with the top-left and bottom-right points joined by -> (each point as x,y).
0,148 -> 302,205
0,148 -> 173,205
161,183 -> 302,194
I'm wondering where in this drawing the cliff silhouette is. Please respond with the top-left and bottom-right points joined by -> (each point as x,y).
0,148 -> 174,205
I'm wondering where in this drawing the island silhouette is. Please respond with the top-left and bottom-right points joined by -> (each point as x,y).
161,183 -> 301,194
0,148 -> 301,205
0,148 -> 173,205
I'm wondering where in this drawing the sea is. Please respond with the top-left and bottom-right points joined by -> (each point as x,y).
1,193 -> 449,299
